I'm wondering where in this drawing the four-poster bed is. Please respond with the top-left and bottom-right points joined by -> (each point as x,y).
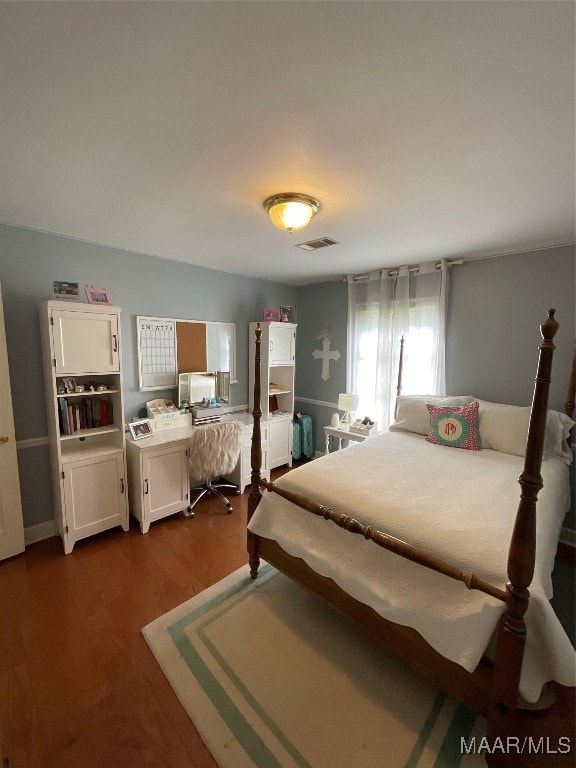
246,310 -> 576,766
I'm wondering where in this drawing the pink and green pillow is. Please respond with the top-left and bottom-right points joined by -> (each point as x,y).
426,402 -> 480,450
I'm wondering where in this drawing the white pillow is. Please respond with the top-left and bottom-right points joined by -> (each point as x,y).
545,410 -> 574,465
390,395 -> 475,435
474,398 -> 574,465
475,399 -> 530,456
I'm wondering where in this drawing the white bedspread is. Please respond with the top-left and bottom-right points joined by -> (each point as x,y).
248,432 -> 576,702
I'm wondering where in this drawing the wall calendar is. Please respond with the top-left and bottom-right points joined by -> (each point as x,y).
137,318 -> 177,391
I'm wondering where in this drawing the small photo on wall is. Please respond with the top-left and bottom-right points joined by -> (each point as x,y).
53,281 -> 79,300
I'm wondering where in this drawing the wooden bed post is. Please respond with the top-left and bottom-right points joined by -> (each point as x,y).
248,323 -> 263,578
565,342 -> 575,421
487,309 -> 559,759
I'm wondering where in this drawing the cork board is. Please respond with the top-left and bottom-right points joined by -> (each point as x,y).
176,321 -> 207,373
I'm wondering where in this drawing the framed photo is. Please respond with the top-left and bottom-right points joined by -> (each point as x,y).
63,377 -> 76,393
53,280 -> 79,300
129,419 -> 153,440
85,286 -> 112,305
263,307 -> 281,322
280,305 -> 293,323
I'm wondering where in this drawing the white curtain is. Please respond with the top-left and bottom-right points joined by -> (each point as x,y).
347,260 -> 447,430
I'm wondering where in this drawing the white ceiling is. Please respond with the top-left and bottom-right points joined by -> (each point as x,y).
0,1 -> 574,286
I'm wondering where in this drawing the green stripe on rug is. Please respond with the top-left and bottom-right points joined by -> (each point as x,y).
433,704 -> 477,768
403,690 -> 448,768
168,566 -> 287,767
198,604 -> 312,767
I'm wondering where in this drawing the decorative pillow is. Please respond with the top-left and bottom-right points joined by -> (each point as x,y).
390,395 -> 475,435
426,402 -> 480,450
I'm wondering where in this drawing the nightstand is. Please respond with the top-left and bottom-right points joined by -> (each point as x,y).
323,425 -> 373,454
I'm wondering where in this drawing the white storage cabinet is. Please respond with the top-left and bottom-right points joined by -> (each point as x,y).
249,321 -> 297,470
40,301 -> 129,554
126,439 -> 190,533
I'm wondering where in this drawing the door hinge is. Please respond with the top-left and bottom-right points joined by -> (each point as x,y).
53,358 -> 57,368
61,470 -> 65,479
50,316 -> 54,325
65,525 -> 69,534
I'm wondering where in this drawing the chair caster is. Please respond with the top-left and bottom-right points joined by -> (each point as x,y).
226,505 -> 233,514
185,506 -> 195,519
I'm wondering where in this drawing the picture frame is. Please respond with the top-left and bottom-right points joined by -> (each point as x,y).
128,419 -> 153,440
263,307 -> 281,322
85,285 -> 112,305
53,280 -> 79,300
280,305 -> 293,323
63,377 -> 76,393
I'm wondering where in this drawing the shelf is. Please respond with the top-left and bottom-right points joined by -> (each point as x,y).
59,425 -> 120,440
61,443 -> 124,463
57,389 -> 118,398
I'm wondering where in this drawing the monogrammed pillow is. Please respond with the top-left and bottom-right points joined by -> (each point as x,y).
426,402 -> 480,451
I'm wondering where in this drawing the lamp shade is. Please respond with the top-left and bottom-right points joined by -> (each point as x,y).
338,393 -> 359,412
263,193 -> 321,232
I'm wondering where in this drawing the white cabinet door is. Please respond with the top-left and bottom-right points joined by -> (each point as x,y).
53,309 -> 120,373
269,325 -> 295,365
141,444 -> 189,532
62,452 -> 128,553
269,417 -> 292,469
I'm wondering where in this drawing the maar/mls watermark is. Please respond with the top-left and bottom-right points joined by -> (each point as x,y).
461,736 -> 572,756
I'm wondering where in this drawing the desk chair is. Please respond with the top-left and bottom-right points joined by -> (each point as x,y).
187,420 -> 244,516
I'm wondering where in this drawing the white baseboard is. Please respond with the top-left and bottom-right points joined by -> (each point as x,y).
25,520 -> 57,546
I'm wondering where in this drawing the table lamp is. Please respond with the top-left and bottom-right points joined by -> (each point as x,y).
338,393 -> 359,427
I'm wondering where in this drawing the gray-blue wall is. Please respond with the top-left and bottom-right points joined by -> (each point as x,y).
0,222 -> 574,535
0,222 -> 296,528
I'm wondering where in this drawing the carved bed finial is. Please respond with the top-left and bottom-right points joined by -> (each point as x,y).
541,308 -> 559,342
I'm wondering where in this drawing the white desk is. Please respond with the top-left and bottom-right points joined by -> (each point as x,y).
323,425 -> 373,454
126,412 -> 269,533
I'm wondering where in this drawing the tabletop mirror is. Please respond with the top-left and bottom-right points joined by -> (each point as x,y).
178,371 -> 230,407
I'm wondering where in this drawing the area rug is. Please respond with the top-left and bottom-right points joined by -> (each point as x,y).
142,564 -> 486,768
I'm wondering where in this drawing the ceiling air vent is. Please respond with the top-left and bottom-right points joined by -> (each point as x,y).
295,237 -> 339,251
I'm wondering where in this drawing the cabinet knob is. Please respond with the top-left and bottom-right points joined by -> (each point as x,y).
0,435 -> 9,443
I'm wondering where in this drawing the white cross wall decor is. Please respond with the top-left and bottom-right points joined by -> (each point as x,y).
312,334 -> 341,381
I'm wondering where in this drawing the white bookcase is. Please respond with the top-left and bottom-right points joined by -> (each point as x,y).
40,301 -> 129,553
249,321 -> 297,470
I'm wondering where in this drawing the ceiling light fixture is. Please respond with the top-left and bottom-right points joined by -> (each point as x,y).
263,193 -> 321,233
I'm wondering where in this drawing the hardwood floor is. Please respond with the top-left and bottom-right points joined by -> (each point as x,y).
1,475 -> 574,768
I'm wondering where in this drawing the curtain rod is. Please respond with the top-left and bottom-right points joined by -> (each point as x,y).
349,258 -> 464,282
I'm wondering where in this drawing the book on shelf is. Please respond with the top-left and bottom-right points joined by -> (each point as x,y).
58,398 -> 69,435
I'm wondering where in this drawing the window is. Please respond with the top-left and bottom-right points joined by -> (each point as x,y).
347,263 -> 447,429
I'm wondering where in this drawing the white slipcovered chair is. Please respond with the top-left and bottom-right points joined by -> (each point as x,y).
187,420 -> 244,516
